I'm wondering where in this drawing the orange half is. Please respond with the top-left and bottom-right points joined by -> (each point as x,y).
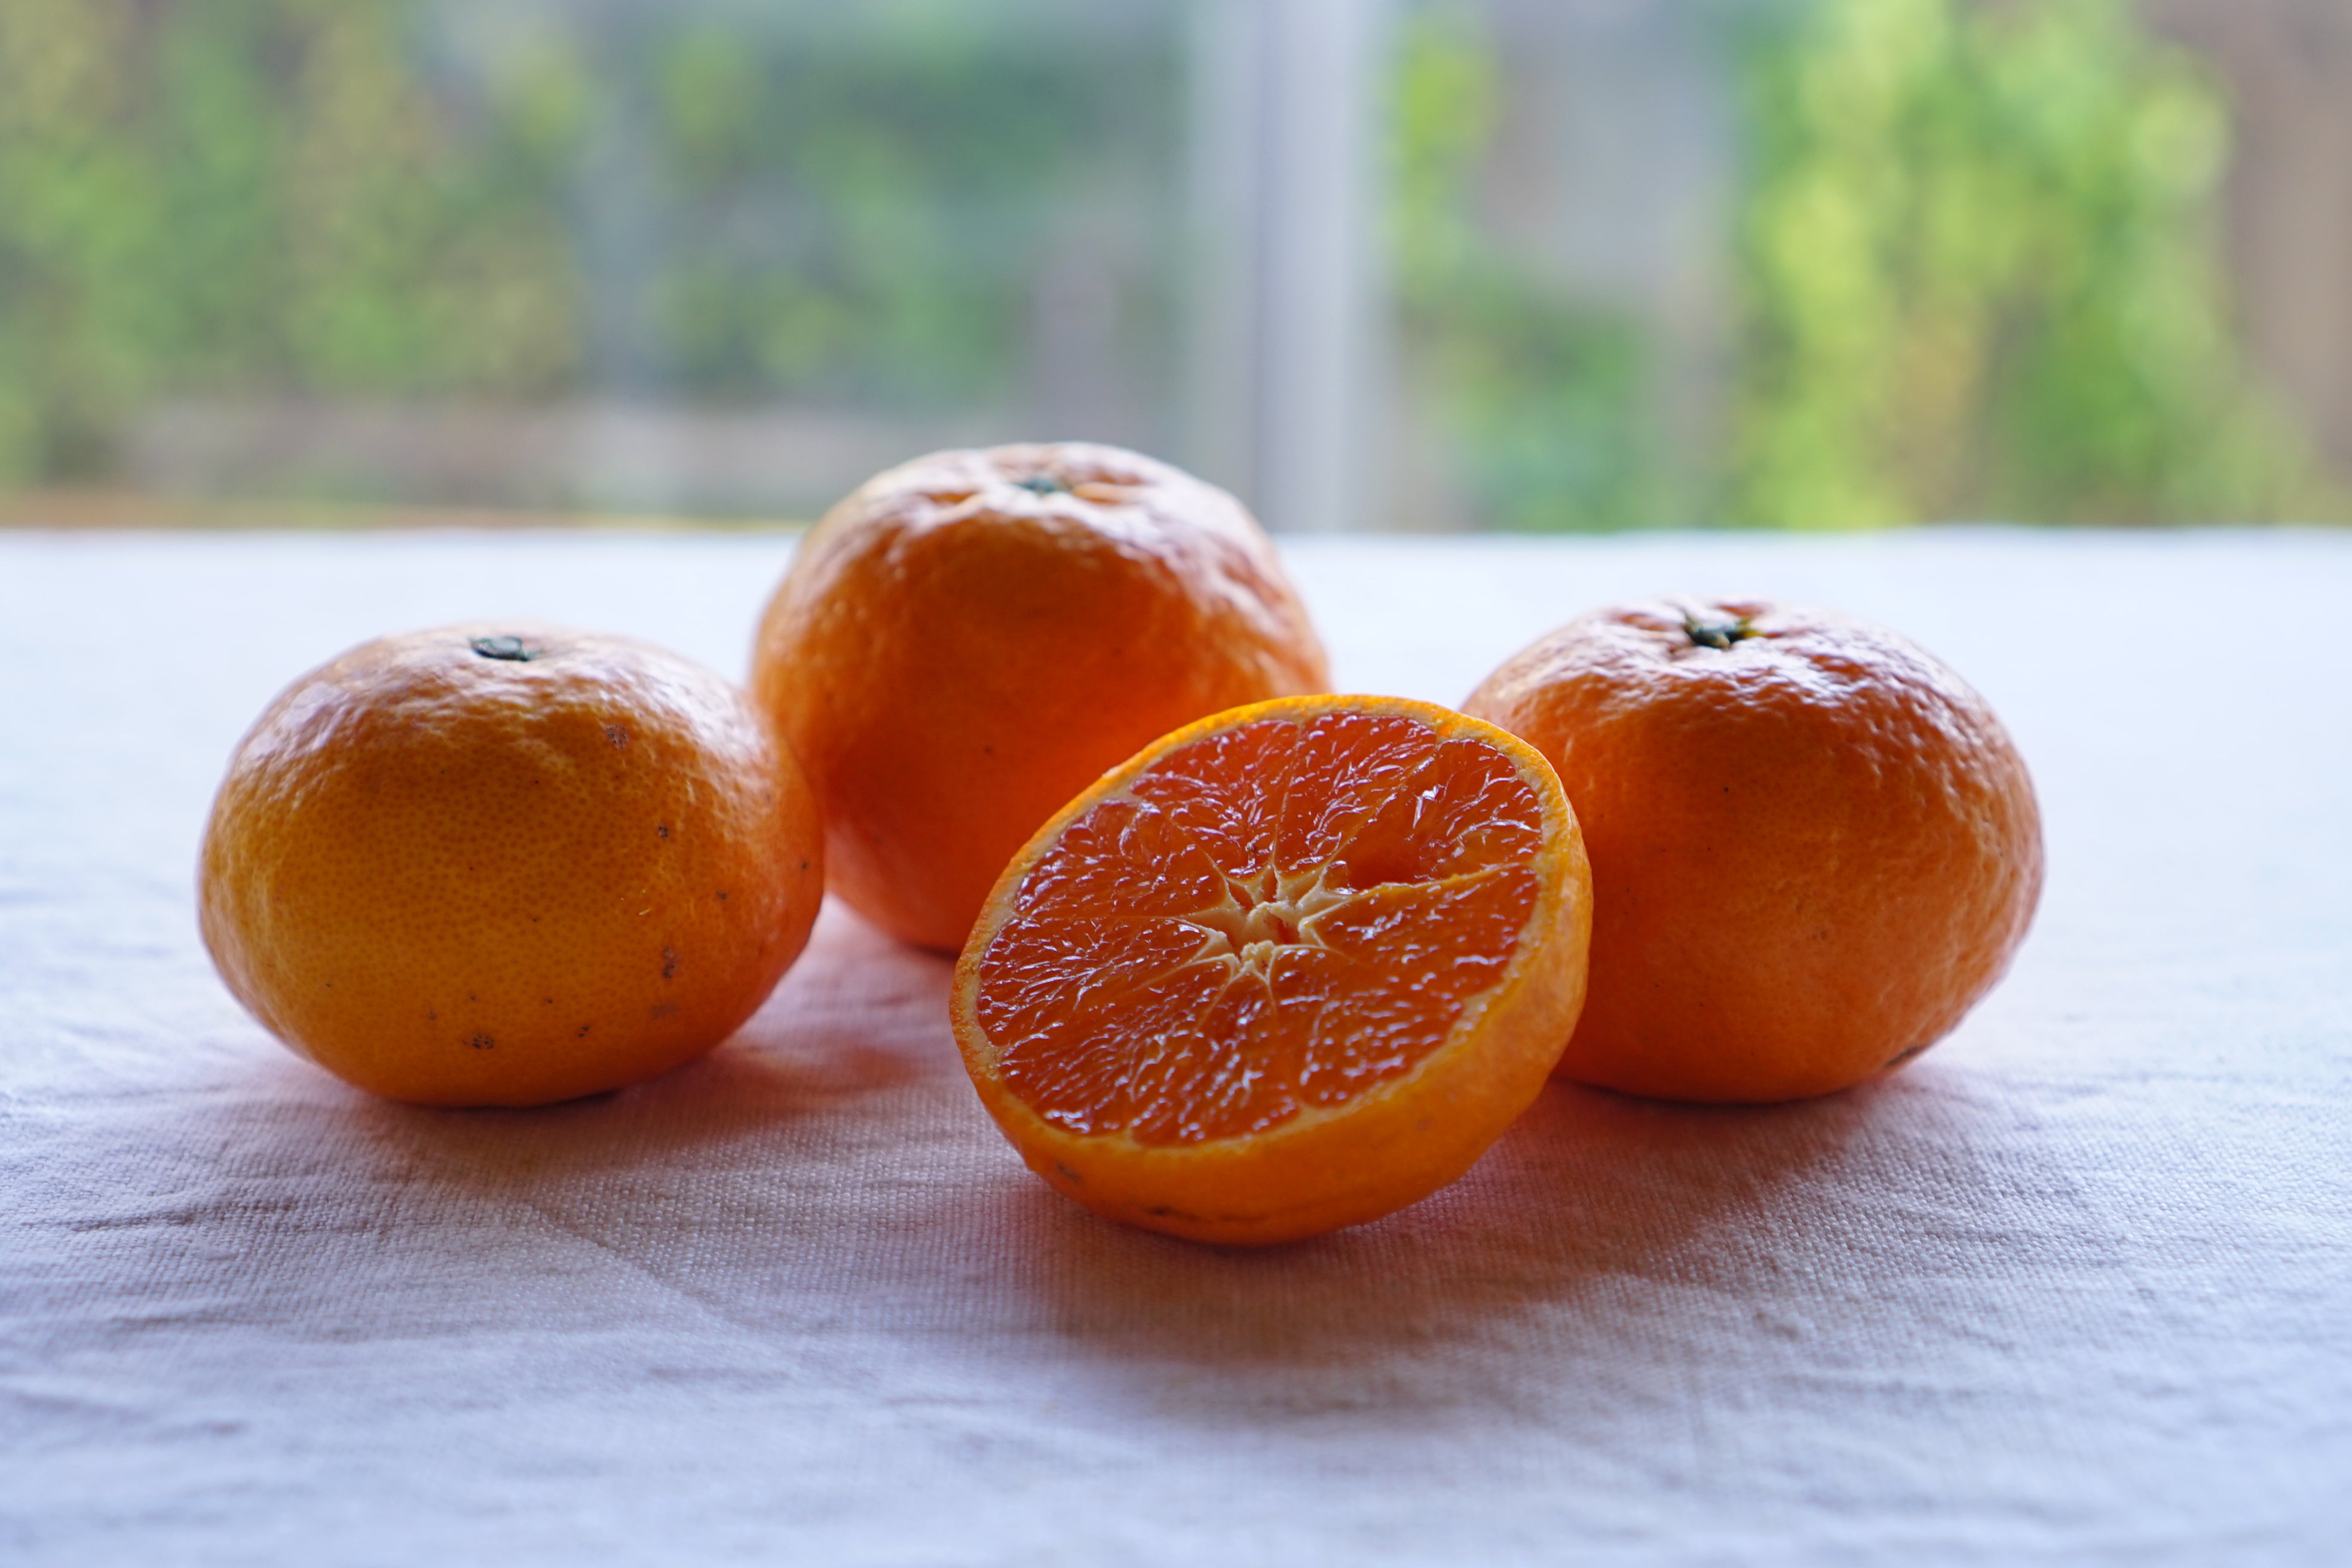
951,694 -> 1592,1245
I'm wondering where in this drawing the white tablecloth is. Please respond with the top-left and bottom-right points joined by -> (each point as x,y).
2,528 -> 2346,1566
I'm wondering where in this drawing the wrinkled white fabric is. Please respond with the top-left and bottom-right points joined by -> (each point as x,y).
1,528 -> 2345,1567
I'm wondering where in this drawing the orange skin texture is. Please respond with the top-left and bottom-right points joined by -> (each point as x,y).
199,623 -> 824,1107
1463,597 -> 2042,1104
751,443 -> 1329,953
953,695 -> 1593,1246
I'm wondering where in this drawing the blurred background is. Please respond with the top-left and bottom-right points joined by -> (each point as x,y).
1,0 -> 2346,532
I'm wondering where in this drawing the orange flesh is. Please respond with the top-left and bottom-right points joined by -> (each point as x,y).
973,709 -> 1546,1146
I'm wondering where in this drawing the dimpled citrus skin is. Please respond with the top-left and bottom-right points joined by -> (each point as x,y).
953,694 -> 1592,1246
751,442 -> 1329,953
198,623 -> 823,1107
1463,597 -> 2042,1104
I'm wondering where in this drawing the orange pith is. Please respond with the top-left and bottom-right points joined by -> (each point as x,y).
953,694 -> 1592,1245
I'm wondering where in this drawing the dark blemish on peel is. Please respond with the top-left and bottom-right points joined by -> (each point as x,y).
1052,1161 -> 1082,1185
656,823 -> 670,839
715,890 -> 728,901
649,1003 -> 678,1020
467,1033 -> 495,1050
605,725 -> 628,748
577,1025 -> 591,1038
661,947 -> 678,979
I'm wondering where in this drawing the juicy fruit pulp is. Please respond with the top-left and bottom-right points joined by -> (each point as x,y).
985,711 -> 1544,1140
954,696 -> 1592,1245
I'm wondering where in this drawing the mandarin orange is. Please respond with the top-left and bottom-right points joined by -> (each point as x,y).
1464,596 -> 2041,1103
751,443 -> 1328,953
952,694 -> 1592,1245
199,623 -> 823,1107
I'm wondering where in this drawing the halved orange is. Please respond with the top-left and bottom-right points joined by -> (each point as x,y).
950,694 -> 1592,1245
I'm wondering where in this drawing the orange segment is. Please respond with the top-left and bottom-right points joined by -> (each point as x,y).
952,694 -> 1592,1245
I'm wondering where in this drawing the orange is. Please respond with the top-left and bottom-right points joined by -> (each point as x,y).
751,442 -> 1328,953
951,694 -> 1592,1245
198,623 -> 824,1107
1463,596 -> 2042,1103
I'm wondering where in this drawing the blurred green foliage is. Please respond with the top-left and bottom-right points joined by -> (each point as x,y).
1732,0 -> 2335,526
1395,0 -> 2336,529
0,0 -> 579,482
0,0 -> 2335,523
1390,10 -> 1666,531
0,0 -> 1174,488
641,10 -> 1175,405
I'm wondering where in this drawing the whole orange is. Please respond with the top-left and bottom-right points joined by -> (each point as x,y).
199,623 -> 823,1107
751,442 -> 1329,953
1463,596 -> 2041,1103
